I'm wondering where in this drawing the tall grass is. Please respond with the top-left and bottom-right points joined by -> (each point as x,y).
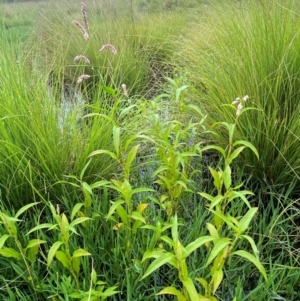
177,0 -> 300,192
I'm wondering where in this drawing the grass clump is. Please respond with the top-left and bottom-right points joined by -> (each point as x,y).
177,0 -> 300,192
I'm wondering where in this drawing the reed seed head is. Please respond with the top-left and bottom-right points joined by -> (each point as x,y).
77,74 -> 90,84
72,20 -> 89,41
81,2 -> 89,29
74,55 -> 90,64
100,44 -> 117,55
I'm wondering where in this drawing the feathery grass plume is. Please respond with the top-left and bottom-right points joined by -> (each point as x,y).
121,84 -> 128,96
74,55 -> 90,64
100,44 -> 117,55
77,74 -> 90,84
81,2 -> 89,30
72,20 -> 89,41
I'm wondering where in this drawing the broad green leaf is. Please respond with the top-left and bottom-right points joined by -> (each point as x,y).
91,268 -> 97,285
72,248 -> 91,258
15,202 -> 40,219
209,210 -> 237,232
206,223 -> 219,239
101,286 -> 120,297
223,165 -> 231,190
125,144 -> 139,174
202,145 -> 226,159
209,195 -> 225,210
157,286 -> 187,301
241,235 -> 260,258
25,239 -> 46,250
47,241 -> 64,266
0,234 -> 10,249
212,269 -> 223,294
227,190 -> 253,209
131,187 -> 155,196
198,192 -> 214,202
61,214 -> 70,242
113,126 -> 120,156
70,217 -> 91,227
171,214 -> 178,242
0,248 -> 21,260
79,159 -> 91,180
217,122 -> 235,145
142,249 -> 166,262
227,147 -> 245,165
72,256 -> 80,275
71,203 -> 84,221
206,238 -> 231,267
238,207 -> 258,234
131,211 -> 146,224
232,250 -> 267,281
185,236 -> 215,257
160,235 -> 174,247
137,203 -> 148,213
182,277 -> 200,301
27,244 -> 39,262
82,181 -> 93,196
208,167 -> 221,190
90,180 -> 110,190
116,204 -> 129,225
55,251 -> 69,268
141,252 -> 175,280
105,200 -> 126,220
26,223 -> 57,235
233,140 -> 259,159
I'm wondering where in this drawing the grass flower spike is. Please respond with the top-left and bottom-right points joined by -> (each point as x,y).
121,84 -> 128,96
74,55 -> 90,64
72,20 -> 89,41
77,74 -> 90,84
100,44 -> 117,55
81,2 -> 89,30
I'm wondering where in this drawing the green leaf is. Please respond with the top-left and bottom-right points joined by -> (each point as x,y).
0,248 -> 21,260
131,211 -> 146,224
218,122 -> 235,145
106,200 -> 126,221
232,250 -> 267,281
79,159 -> 91,180
72,248 -> 91,258
91,268 -> 97,285
82,181 -> 93,196
208,167 -> 221,190
185,236 -> 215,257
171,214 -> 178,242
26,223 -> 57,235
25,239 -> 46,250
202,145 -> 226,159
70,217 -> 91,227
131,187 -> 155,196
241,235 -> 260,258
212,269 -> 223,294
47,241 -> 64,266
125,144 -> 139,174
198,192 -> 214,202
206,223 -> 219,239
227,146 -> 245,165
55,251 -> 69,268
0,234 -> 10,249
141,252 -> 175,280
71,203 -> 84,221
233,140 -> 259,159
113,126 -> 120,156
90,180 -> 110,190
72,256 -> 81,275
15,202 -> 40,219
157,287 -> 187,301
88,149 -> 118,160
227,190 -> 253,209
223,165 -> 231,190
182,277 -> 200,301
238,207 -> 258,234
116,204 -> 129,225
209,195 -> 224,210
206,238 -> 231,267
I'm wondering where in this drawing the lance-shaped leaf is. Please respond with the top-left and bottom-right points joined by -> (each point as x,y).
238,207 -> 257,234
206,238 -> 231,267
185,236 -> 215,258
232,250 -> 267,281
0,248 -> 21,260
157,287 -> 187,301
47,241 -> 64,266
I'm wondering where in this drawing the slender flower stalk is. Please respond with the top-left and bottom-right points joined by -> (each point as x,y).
99,44 -> 117,55
81,2 -> 89,30
72,20 -> 89,41
77,74 -> 90,84
74,55 -> 90,64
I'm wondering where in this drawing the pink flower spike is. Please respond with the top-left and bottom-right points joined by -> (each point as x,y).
74,55 -> 90,64
243,95 -> 249,101
77,74 -> 90,84
72,20 -> 89,41
81,2 -> 89,29
236,102 -> 243,116
100,44 -> 117,55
